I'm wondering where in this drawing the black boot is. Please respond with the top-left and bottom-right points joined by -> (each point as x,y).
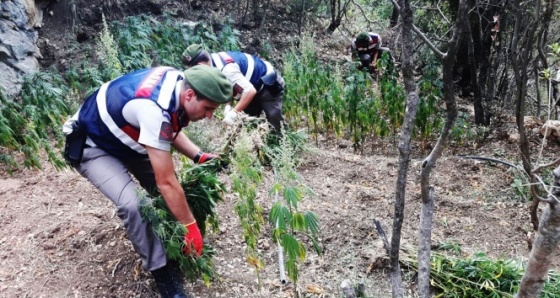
151,264 -> 190,298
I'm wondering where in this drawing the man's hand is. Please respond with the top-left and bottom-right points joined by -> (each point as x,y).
184,221 -> 203,256
193,150 -> 218,164
223,109 -> 238,125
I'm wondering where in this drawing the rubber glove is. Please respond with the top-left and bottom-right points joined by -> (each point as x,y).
183,221 -> 203,256
193,150 -> 218,164
223,109 -> 238,125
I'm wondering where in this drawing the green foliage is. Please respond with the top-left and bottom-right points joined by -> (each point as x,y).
437,241 -> 462,254
447,110 -> 490,148
415,58 -> 443,144
113,15 -> 160,70
402,250 -> 560,298
112,15 -> 240,72
0,72 -> 71,171
64,62 -> 105,99
283,36 -> 410,152
140,159 -> 225,285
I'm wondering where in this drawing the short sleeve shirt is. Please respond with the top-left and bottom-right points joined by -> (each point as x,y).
122,99 -> 174,151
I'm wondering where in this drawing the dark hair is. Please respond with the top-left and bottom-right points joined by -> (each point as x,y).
186,50 -> 211,67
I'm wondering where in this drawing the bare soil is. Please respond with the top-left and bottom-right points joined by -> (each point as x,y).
2,119 -> 559,297
2,1 -> 559,297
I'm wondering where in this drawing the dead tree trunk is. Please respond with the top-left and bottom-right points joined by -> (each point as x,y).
516,167 -> 560,297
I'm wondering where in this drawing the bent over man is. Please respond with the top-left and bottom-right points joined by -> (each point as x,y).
62,66 -> 232,298
183,44 -> 285,132
351,32 -> 384,74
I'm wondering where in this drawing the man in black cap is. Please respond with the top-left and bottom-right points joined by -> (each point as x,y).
183,44 -> 285,132
62,65 -> 232,298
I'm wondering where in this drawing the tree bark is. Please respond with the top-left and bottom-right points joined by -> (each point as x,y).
516,168 -> 560,297
389,1 -> 399,27
417,1 -> 467,296
388,0 -> 418,296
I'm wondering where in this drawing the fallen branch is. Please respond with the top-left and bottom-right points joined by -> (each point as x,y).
458,155 -> 517,168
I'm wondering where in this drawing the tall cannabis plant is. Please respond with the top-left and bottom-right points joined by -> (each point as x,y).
265,129 -> 321,287
229,124 -> 266,283
97,14 -> 123,80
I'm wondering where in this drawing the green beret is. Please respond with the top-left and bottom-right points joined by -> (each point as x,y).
183,44 -> 203,66
357,32 -> 370,42
183,65 -> 232,104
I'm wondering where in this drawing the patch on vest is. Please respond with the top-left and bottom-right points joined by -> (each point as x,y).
159,121 -> 173,142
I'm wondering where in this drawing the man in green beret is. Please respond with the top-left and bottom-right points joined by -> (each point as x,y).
183,44 -> 285,132
62,65 -> 232,298
350,31 -> 391,76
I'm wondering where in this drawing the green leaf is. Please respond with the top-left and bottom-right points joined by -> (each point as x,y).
304,211 -> 320,235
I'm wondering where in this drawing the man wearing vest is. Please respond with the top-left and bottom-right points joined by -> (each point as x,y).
62,66 -> 232,298
182,44 -> 285,132
351,32 -> 385,74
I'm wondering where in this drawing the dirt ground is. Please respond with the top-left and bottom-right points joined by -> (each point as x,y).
1,116 -> 559,298
2,1 -> 560,297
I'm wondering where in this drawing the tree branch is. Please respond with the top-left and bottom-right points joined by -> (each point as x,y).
373,219 -> 391,256
532,158 -> 560,174
412,25 -> 447,59
533,174 -> 560,204
458,155 -> 517,168
351,0 -> 377,24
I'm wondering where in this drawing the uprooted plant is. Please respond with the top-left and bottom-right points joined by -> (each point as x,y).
139,158 -> 225,285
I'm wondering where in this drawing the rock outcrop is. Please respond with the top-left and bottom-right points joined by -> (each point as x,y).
0,0 -> 50,98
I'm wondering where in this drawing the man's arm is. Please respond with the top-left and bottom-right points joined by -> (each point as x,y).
146,145 -> 195,225
171,132 -> 200,160
372,50 -> 380,68
222,63 -> 257,112
232,86 -> 257,112
350,39 -> 358,60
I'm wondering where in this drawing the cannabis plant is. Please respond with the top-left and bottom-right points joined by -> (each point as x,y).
140,159 -> 225,285
97,14 -> 123,80
265,129 -> 321,285
229,124 -> 266,283
0,71 -> 70,170
401,248 -> 560,297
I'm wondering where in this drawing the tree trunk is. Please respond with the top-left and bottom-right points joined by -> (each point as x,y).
417,1 -> 466,296
465,18 -> 484,125
389,2 -> 399,27
388,0 -> 419,297
516,167 -> 560,297
516,201 -> 560,297
510,0 -> 540,196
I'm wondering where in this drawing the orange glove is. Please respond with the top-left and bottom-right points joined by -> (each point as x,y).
193,151 -> 218,164
184,221 -> 203,256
